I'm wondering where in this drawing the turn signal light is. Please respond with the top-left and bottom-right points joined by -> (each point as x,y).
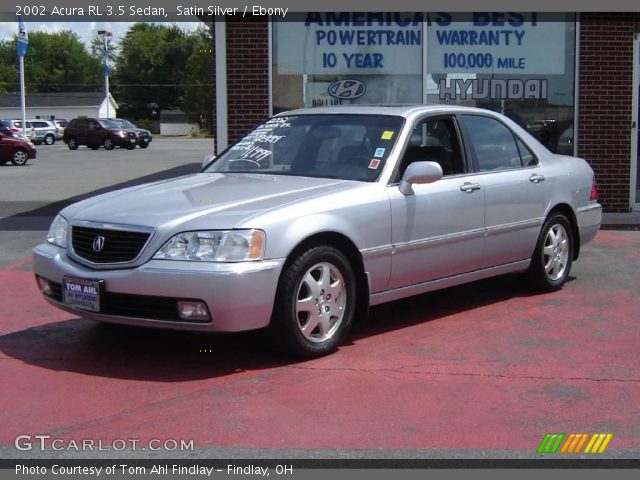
36,275 -> 53,296
177,301 -> 210,321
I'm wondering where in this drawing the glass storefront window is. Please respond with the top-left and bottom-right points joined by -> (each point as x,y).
272,12 -> 576,154
272,13 -> 424,112
426,13 -> 576,154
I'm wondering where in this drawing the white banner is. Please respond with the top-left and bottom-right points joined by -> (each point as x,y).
427,13 -> 567,75
275,13 -> 423,75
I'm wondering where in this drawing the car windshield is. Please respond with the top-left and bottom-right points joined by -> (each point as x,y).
99,119 -> 119,129
113,119 -> 135,129
204,114 -> 404,182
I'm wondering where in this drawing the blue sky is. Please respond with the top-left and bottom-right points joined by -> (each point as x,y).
0,21 -> 201,48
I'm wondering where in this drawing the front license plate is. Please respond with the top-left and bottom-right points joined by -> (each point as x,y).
129,139 -> 136,143
63,276 -> 102,312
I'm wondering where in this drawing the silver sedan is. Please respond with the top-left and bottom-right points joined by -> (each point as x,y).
33,105 -> 602,358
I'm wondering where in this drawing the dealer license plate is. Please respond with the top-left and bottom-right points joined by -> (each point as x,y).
63,276 -> 102,312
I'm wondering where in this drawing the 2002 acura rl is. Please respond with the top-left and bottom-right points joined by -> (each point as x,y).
33,105 -> 602,358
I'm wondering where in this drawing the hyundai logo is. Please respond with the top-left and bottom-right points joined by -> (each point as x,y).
328,79 -> 366,100
92,236 -> 105,252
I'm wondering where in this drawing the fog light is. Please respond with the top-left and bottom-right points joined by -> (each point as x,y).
177,301 -> 210,321
36,275 -> 53,296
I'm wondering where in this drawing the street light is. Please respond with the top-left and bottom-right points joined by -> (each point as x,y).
98,30 -> 112,118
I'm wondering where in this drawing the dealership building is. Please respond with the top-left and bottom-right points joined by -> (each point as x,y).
203,12 -> 640,212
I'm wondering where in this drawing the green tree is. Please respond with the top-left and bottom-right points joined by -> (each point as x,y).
182,27 -> 214,133
113,23 -> 197,120
0,44 -> 17,93
0,31 -> 102,93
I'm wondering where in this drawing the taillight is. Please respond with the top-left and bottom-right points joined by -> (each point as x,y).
589,178 -> 598,202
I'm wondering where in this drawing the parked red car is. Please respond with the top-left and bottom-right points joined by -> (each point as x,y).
0,130 -> 36,166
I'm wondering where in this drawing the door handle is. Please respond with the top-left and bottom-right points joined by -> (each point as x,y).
529,174 -> 546,183
460,182 -> 481,192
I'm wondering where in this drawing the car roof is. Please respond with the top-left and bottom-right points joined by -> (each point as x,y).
279,104 -> 493,118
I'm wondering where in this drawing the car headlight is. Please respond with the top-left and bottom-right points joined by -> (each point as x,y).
47,214 -> 68,248
153,230 -> 265,262
116,130 -> 126,137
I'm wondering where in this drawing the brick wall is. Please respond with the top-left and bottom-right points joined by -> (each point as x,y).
578,13 -> 640,212
226,19 -> 270,143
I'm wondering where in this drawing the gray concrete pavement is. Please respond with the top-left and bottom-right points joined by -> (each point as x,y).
0,138 -> 212,266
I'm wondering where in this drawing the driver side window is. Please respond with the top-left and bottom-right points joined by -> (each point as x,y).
398,117 -> 465,178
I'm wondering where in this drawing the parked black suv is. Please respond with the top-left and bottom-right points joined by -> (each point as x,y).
63,117 -> 138,150
106,118 -> 153,148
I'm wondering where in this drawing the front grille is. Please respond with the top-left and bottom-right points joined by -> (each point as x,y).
41,278 -> 208,323
126,132 -> 137,138
72,226 -> 150,263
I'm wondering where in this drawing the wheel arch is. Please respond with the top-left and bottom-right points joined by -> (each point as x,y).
279,231 -> 370,324
546,203 -> 580,260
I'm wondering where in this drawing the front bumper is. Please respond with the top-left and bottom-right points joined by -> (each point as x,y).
136,136 -> 152,146
113,137 -> 138,147
32,243 -> 285,332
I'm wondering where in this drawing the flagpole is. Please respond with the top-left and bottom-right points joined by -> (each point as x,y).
17,17 -> 27,139
19,54 -> 26,138
104,33 -> 109,118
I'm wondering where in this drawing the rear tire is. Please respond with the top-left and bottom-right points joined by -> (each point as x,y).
528,213 -> 573,292
103,137 -> 115,150
44,134 -> 55,145
269,246 -> 356,358
10,148 -> 28,166
139,143 -> 149,149
67,138 -> 78,150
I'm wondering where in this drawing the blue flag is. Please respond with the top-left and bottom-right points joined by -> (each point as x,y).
17,17 -> 28,57
101,40 -> 110,76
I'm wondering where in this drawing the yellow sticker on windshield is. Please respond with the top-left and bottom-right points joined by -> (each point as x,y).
381,131 -> 394,140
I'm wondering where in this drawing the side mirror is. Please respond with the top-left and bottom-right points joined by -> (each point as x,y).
202,154 -> 215,170
399,161 -> 443,196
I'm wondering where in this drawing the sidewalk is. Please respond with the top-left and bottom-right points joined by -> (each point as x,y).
602,212 -> 640,229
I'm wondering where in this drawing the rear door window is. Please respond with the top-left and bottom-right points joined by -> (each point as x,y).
461,115 -> 524,171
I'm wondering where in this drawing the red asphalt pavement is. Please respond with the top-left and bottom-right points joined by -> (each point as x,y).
0,231 -> 639,455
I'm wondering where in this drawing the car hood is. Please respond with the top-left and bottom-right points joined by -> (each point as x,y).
1,136 -> 33,148
108,128 -> 137,134
63,173 -> 357,231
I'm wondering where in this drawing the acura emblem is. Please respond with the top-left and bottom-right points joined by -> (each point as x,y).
92,236 -> 105,252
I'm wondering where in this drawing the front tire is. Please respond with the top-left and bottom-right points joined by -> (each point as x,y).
10,148 -> 28,166
103,137 -> 115,150
67,138 -> 78,150
270,246 -> 356,358
528,213 -> 573,292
